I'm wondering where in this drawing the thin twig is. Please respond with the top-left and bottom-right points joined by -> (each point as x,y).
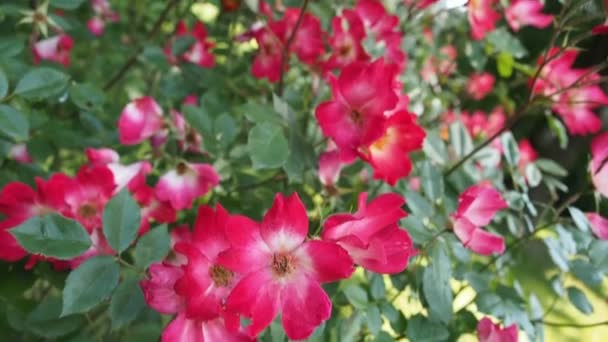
539,320 -> 608,328
103,0 -> 181,91
444,114 -> 522,176
276,0 -> 309,96
443,0 -> 574,177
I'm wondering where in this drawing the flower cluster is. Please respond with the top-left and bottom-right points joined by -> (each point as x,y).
315,59 -> 425,186
165,21 -> 216,68
0,150 -> 154,267
532,48 -> 608,135
141,192 -> 416,340
244,0 -> 406,81
468,0 -> 552,40
87,0 -> 119,36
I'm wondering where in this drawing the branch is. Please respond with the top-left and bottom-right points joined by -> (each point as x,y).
540,320 -> 608,328
276,0 -> 309,96
444,0 -> 574,176
443,114 -> 522,176
103,0 -> 181,91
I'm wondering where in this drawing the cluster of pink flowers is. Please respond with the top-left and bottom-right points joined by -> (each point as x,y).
87,0 -> 119,36
117,96 -> 218,210
315,59 -> 426,186
141,192 -> 416,340
0,149 -> 154,267
164,21 -> 216,68
532,48 -> 608,135
244,0 -> 406,82
467,72 -> 496,100
468,0 -> 553,40
442,107 -> 506,140
0,95 -> 220,267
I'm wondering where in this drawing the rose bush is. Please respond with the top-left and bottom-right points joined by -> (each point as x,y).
0,0 -> 607,341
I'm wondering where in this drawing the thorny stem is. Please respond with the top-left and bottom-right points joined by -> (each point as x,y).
276,0 -> 309,96
103,0 -> 183,91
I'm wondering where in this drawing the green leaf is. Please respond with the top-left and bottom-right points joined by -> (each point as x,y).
62,256 -> 120,316
423,131 -> 448,165
570,259 -> 603,287
14,67 -> 69,100
247,122 -> 289,169
171,36 -> 196,56
525,163 -> 542,187
240,101 -> 283,126
404,190 -> 433,219
369,273 -> 386,300
69,83 -> 105,110
50,0 -> 87,9
10,214 -> 91,259
406,314 -> 449,342
133,225 -> 170,270
486,28 -> 527,58
497,52 -> 514,78
183,105 -> 213,137
420,161 -> 444,203
0,67 -> 8,99
365,305 -> 382,335
501,132 -> 520,167
0,37 -> 24,58
546,115 -> 568,149
567,287 -> 593,315
449,121 -> 473,158
244,0 -> 260,12
544,237 -> 569,271
535,159 -> 567,177
283,130 -> 314,184
568,207 -> 589,232
589,240 -> 608,273
102,189 -> 141,254
25,297 -> 84,338
0,105 -> 28,142
423,242 -> 453,324
343,284 -> 368,309
215,113 -> 237,148
465,41 -> 488,71
109,278 -> 146,330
